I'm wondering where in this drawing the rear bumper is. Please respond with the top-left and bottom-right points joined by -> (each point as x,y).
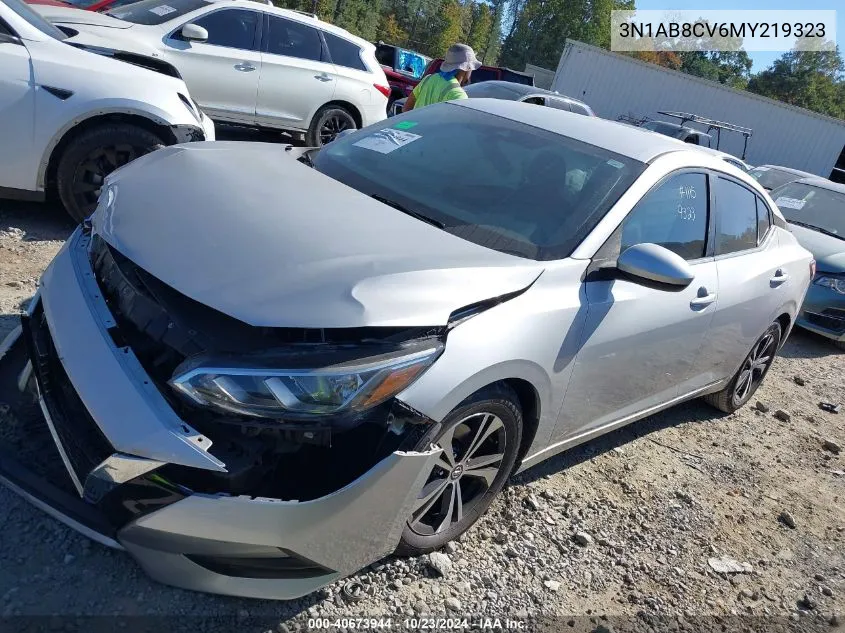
0,229 -> 440,599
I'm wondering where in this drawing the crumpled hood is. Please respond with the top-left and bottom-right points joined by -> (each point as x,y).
34,5 -> 134,28
94,142 -> 544,328
788,223 -> 845,273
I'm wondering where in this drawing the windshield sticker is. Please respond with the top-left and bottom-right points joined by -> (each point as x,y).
393,121 -> 418,130
149,5 -> 176,16
774,197 -> 806,210
353,129 -> 421,154
606,159 -> 624,169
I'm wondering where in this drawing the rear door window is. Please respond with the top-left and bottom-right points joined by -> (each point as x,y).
266,15 -> 322,61
715,177 -> 758,255
324,32 -> 366,71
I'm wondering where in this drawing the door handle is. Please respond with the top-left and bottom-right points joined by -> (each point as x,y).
234,62 -> 255,72
770,269 -> 789,285
314,73 -> 332,82
690,287 -> 717,308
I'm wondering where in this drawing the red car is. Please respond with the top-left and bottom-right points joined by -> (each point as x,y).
26,0 -> 138,12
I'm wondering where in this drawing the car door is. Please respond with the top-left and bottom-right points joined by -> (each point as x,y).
700,175 -> 789,381
551,171 -> 720,443
0,23 -> 35,192
256,14 -> 336,130
164,8 -> 262,123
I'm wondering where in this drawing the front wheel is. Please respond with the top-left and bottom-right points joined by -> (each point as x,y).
704,321 -> 782,413
56,124 -> 165,223
306,105 -> 357,147
395,385 -> 522,557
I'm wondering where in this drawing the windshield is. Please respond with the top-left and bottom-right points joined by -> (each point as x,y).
107,0 -> 209,25
748,167 -> 807,191
3,0 -> 67,40
464,82 -> 523,100
772,183 -> 845,239
312,103 -> 645,260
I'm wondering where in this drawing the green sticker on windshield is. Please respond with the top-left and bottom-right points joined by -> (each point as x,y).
394,121 -> 418,130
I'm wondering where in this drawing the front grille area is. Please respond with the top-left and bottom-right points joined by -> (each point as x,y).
25,308 -> 114,491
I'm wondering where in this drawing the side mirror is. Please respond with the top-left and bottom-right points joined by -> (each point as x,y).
180,23 -> 208,42
617,243 -> 694,287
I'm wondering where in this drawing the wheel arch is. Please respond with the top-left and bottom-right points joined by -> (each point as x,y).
311,100 -> 363,128
39,111 -> 176,193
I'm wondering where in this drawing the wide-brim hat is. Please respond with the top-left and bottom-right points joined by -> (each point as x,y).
440,43 -> 482,72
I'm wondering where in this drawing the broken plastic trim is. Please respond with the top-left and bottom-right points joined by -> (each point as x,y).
446,273 -> 541,328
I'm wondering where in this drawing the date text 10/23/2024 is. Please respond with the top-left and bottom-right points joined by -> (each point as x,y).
307,618 -> 529,630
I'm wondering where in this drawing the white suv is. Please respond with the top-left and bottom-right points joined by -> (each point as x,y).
38,0 -> 389,145
0,0 -> 214,221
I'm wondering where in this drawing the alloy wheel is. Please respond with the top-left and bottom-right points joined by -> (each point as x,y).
408,412 -> 507,536
319,114 -> 354,145
70,144 -> 144,211
733,330 -> 777,404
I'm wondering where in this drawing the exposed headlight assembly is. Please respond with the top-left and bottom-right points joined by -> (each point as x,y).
169,342 -> 443,419
814,275 -> 845,295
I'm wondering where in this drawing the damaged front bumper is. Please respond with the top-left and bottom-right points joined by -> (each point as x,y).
0,228 -> 440,599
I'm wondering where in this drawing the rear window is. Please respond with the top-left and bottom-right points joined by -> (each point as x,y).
464,82 -> 522,100
324,32 -> 366,71
107,0 -> 210,25
312,103 -> 645,260
748,167 -> 806,191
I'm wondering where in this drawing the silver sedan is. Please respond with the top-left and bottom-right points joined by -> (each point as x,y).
0,98 -> 814,600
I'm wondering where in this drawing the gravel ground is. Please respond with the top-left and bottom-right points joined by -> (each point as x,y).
0,198 -> 842,633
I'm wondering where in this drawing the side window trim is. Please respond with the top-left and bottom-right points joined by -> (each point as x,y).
712,173 -> 765,259
168,8 -> 262,51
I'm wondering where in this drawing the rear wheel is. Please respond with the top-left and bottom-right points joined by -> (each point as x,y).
306,105 -> 357,147
56,124 -> 165,222
395,385 -> 522,557
704,321 -> 782,413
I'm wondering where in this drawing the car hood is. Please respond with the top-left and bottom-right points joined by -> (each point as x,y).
93,142 -> 544,329
788,223 -> 845,272
34,5 -> 134,28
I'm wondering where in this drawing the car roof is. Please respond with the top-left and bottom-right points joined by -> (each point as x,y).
208,0 -> 373,48
465,81 -> 587,105
453,98 -> 696,162
753,164 -> 816,177
791,177 -> 845,194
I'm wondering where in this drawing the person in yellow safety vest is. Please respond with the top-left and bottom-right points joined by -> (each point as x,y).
403,43 -> 482,111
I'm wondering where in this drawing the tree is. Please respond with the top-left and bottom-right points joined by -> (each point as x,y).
377,13 -> 408,44
748,42 -> 845,119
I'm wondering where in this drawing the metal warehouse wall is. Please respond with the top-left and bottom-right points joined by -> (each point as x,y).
524,63 -> 556,90
552,41 -> 845,177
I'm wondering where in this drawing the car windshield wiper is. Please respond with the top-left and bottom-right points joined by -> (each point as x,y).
789,220 -> 844,241
371,194 -> 445,229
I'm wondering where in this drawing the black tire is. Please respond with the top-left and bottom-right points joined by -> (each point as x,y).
56,124 -> 165,223
395,384 -> 522,557
704,321 -> 782,413
305,105 -> 357,147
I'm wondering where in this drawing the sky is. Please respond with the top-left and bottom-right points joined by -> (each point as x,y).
633,0 -> 844,72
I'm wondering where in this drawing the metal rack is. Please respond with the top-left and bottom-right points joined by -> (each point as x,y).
657,111 -> 753,159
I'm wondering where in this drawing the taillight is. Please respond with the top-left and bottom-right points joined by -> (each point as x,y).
374,84 -> 391,98
810,260 -> 816,279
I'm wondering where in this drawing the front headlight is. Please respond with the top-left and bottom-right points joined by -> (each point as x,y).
814,275 -> 845,295
169,343 -> 443,419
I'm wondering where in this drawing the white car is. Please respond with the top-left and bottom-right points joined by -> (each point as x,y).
1,0 -> 215,221
36,0 -> 390,145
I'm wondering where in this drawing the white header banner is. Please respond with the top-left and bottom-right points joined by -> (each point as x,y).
611,10 -> 837,52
